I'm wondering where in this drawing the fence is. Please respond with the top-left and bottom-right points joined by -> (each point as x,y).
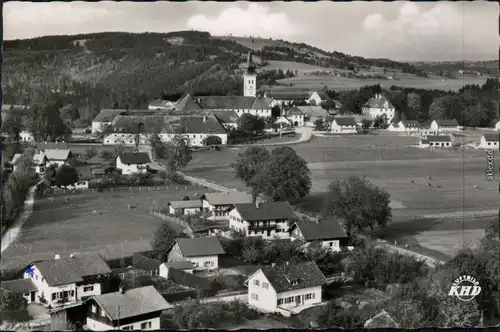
41,182 -> 207,196
150,211 -> 193,237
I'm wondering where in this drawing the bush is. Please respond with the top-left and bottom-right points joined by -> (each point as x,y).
162,289 -> 199,303
171,298 -> 260,329
167,268 -> 217,294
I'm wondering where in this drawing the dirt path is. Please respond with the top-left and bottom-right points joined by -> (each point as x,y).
1,186 -> 36,253
229,127 -> 313,147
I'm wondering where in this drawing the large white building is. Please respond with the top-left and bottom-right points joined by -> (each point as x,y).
202,191 -> 253,220
362,94 -> 396,124
228,201 -> 297,239
479,133 -> 499,149
429,119 -> 461,133
20,253 -> 112,308
86,286 -> 171,331
388,120 -> 422,132
331,116 -> 358,134
115,152 -> 151,175
289,219 -> 349,252
246,261 -> 326,316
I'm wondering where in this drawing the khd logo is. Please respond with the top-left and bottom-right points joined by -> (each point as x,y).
448,275 -> 482,302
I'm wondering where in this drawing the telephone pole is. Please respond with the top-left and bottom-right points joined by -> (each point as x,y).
135,121 -> 144,153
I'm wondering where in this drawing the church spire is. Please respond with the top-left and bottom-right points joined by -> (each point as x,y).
246,51 -> 256,74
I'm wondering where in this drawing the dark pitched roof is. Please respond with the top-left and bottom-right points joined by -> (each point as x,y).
149,100 -> 175,109
267,91 -> 311,101
174,236 -> 225,257
190,223 -> 210,233
31,253 -> 111,286
196,96 -> 255,110
36,142 -> 69,151
2,279 -> 37,294
291,220 -> 348,241
93,109 -> 123,122
286,107 -> 304,116
313,91 -> 332,101
212,111 -> 239,124
234,201 -> 297,221
483,133 -> 500,142
297,106 -> 328,118
334,116 -> 357,126
117,152 -> 151,165
363,309 -> 399,328
92,286 -> 171,320
251,97 -> 273,110
427,135 -> 452,142
401,120 -> 421,128
420,139 -> 429,144
169,116 -> 227,134
169,200 -> 203,209
433,119 -> 459,126
132,253 -> 161,271
175,94 -> 202,111
364,95 -> 394,109
203,191 -> 253,206
258,261 -> 326,293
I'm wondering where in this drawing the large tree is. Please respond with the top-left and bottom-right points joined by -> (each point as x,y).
0,288 -> 30,323
236,113 -> 266,134
151,222 -> 180,261
322,176 -> 392,235
54,165 -> 79,187
149,134 -> 192,172
406,92 -> 422,120
250,146 -> 311,202
25,100 -> 71,142
232,146 -> 270,186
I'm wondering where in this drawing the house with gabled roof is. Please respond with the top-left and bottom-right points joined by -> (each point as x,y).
159,261 -> 196,279
212,110 -> 239,130
307,91 -> 332,106
479,133 -> 499,149
362,94 -> 395,124
430,119 -> 461,132
42,149 -> 72,167
116,152 -> 151,175
228,201 -> 297,239
245,261 -> 327,315
168,199 -> 203,216
289,219 -> 348,252
286,107 -> 305,127
388,120 -> 422,132
331,116 -> 358,134
85,286 -> 171,331
201,191 -> 253,220
166,236 -> 225,271
91,109 -> 125,133
11,152 -> 48,174
21,253 -> 112,307
419,135 -> 452,148
148,99 -> 175,111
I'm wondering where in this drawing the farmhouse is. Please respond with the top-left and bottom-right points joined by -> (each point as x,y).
285,107 -> 305,127
479,133 -> 500,149
103,115 -> 228,147
194,96 -> 273,118
362,94 -> 395,124
228,201 -> 297,239
21,253 -> 112,308
166,236 -> 225,271
159,261 -> 195,279
430,119 -> 461,132
288,219 -> 348,252
2,278 -> 38,304
44,149 -> 73,167
297,106 -> 328,126
86,286 -> 171,331
11,152 -> 48,174
246,261 -> 326,315
388,120 -> 422,132
307,91 -> 332,106
201,191 -> 253,220
420,135 -> 452,148
168,200 -> 203,216
212,110 -> 239,130
91,109 -> 124,133
115,152 -> 151,175
331,116 -> 358,134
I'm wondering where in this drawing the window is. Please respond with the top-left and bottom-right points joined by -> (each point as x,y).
251,293 -> 259,301
262,282 -> 269,289
101,310 -> 106,317
204,261 -> 213,267
122,326 -> 133,330
140,322 -> 152,329
305,293 -> 313,300
277,299 -> 284,305
253,280 -> 260,286
84,286 -> 94,292
52,293 -> 56,301
91,305 -> 97,313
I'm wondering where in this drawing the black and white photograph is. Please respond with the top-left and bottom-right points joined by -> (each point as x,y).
1,1 -> 499,329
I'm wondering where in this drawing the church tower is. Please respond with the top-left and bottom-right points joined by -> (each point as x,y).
243,51 -> 257,97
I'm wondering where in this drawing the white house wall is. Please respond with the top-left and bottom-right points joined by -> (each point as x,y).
277,285 -> 322,310
362,107 -> 395,122
116,156 -> 147,175
480,137 -> 499,149
185,255 -> 219,271
92,122 -> 112,134
331,122 -> 357,134
86,317 -> 161,331
229,209 -> 291,240
248,270 -> 277,313
103,133 -> 228,147
76,283 -> 102,300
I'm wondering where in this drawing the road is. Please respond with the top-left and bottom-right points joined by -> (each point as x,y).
1,186 -> 36,253
373,239 -> 445,267
229,127 -> 313,147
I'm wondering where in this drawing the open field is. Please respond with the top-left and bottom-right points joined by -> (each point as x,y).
278,75 -> 489,91
183,134 -> 498,259
1,186 -> 213,271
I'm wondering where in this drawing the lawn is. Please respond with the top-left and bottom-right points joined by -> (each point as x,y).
222,317 -> 290,329
277,75 -> 489,92
1,187 -> 214,271
262,60 -> 325,74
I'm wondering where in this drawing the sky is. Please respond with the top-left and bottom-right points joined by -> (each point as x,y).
3,1 -> 497,62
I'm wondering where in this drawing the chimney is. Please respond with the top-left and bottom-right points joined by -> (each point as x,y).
271,263 -> 276,268
54,254 -> 61,260
255,201 -> 260,208
203,116 -> 207,122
